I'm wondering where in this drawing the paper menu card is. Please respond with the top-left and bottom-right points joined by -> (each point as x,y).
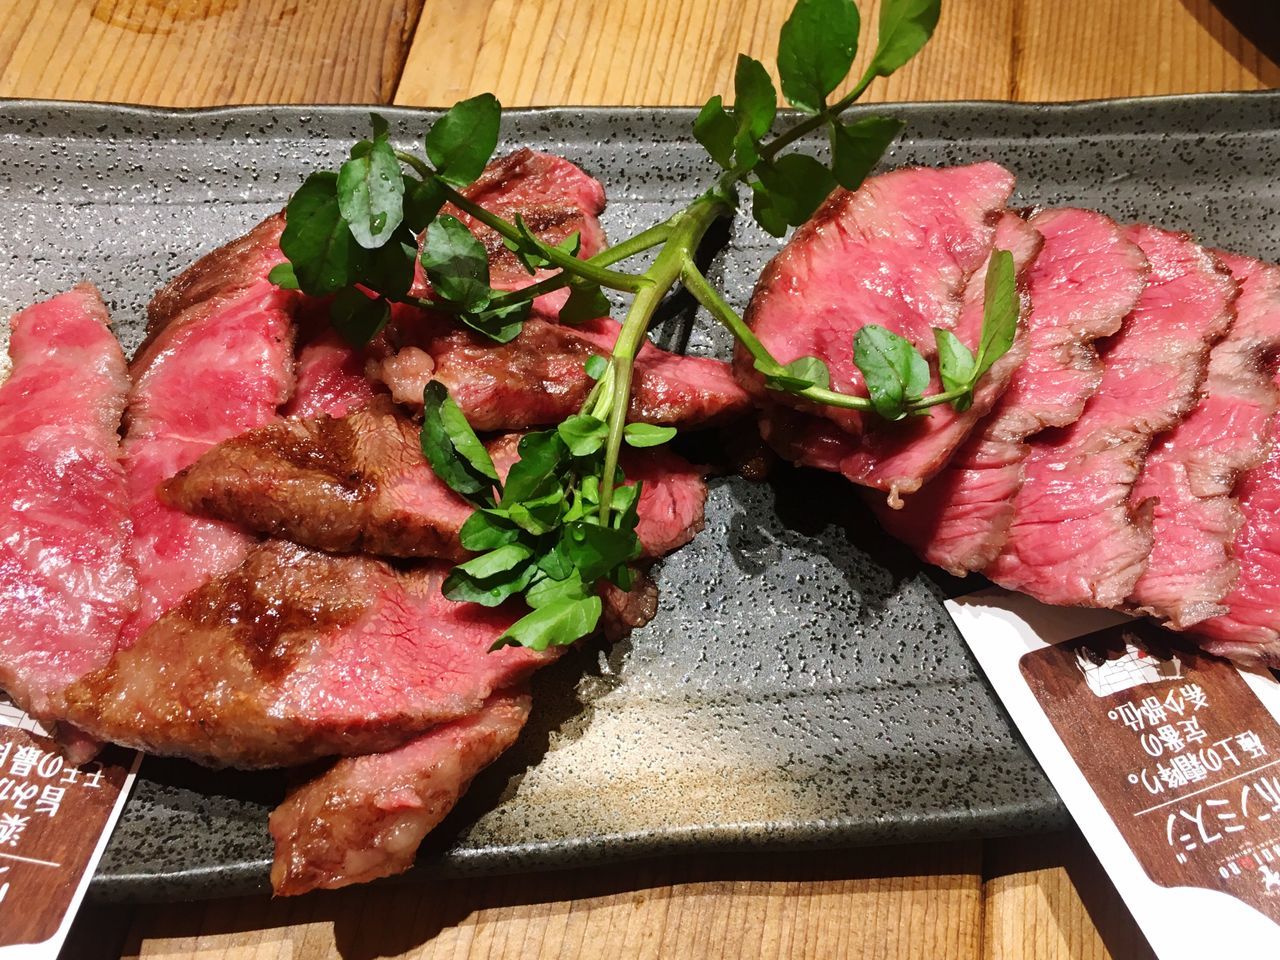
948,589 -> 1280,957
0,700 -> 139,960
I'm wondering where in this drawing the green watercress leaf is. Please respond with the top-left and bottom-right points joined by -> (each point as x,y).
755,153 -> 836,226
525,570 -> 590,609
280,171 -> 359,295
452,543 -> 533,580
561,521 -> 641,583
508,487 -> 565,536
439,391 -> 500,483
422,215 -> 492,309
425,93 -> 502,188
933,328 -> 976,396
337,133 -> 404,248
777,0 -> 860,114
329,287 -> 390,346
693,95 -> 736,168
622,423 -> 677,448
459,298 -> 529,344
864,0 -> 942,80
853,324 -> 930,420
459,509 -> 520,552
536,540 -> 575,581
557,414 -> 610,457
443,544 -> 537,606
973,248 -> 1018,380
584,355 -> 609,380
560,280 -> 611,325
403,175 -> 446,229
733,127 -> 761,172
420,381 -> 499,504
267,262 -> 299,290
361,222 -> 418,300
760,355 -> 831,392
501,431 -> 568,506
749,180 -> 789,237
830,115 -> 903,189
610,482 -> 641,529
733,54 -> 777,140
491,595 -> 602,651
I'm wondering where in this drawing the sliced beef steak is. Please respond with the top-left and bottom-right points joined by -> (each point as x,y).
162,397 -> 475,560
986,224 -> 1234,607
123,214 -> 297,641
374,313 -> 750,430
797,212 -> 1041,507
431,148 -> 607,319
738,163 -> 1020,501
56,541 -> 551,768
0,286 -> 136,717
1129,251 -> 1277,627
284,329 -> 381,419
270,689 -> 530,895
1186,259 -> 1280,660
874,208 -> 1148,573
161,399 -> 707,561
1192,436 -> 1280,664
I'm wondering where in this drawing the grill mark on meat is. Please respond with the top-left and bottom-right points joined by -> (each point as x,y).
986,224 -> 1234,608
160,397 -> 477,560
162,399 -> 708,562
121,214 -> 298,641
873,208 -> 1148,574
176,547 -> 367,681
55,541 -> 552,768
374,312 -> 750,431
478,204 -> 580,270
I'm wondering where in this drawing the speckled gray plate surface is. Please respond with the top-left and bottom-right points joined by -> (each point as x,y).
2,93 -> 1277,902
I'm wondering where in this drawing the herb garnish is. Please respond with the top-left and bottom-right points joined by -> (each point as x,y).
275,0 -> 1018,651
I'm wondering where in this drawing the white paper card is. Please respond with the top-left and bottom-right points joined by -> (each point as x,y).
0,700 -> 139,959
948,589 -> 1280,957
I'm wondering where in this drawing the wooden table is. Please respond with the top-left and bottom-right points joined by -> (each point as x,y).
0,1 -> 1271,957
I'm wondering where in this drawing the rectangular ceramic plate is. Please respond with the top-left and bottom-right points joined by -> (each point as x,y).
2,93 -> 1277,902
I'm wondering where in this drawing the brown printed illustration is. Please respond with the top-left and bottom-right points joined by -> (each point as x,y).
0,722 -> 133,948
1021,621 -> 1280,922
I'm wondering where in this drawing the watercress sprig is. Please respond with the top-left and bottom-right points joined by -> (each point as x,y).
274,0 -> 1021,653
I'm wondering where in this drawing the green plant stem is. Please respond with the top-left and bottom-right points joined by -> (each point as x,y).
681,263 -> 873,412
904,386 -> 971,412
711,77 -> 878,197
590,218 -> 676,267
760,77 -> 875,162
438,183 -> 650,293
396,151 -> 433,178
404,272 -> 566,314
596,198 -> 727,520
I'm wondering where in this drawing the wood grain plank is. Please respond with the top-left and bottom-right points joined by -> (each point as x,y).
1013,0 -> 1278,100
120,845 -> 984,960
0,0 -> 426,106
394,0 -> 1017,107
983,831 -> 1155,960
395,0 -> 1277,108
